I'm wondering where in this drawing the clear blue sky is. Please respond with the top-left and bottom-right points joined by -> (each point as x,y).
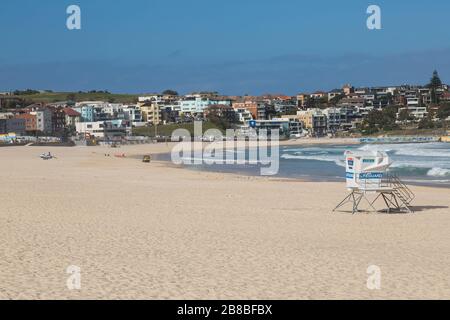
0,0 -> 449,94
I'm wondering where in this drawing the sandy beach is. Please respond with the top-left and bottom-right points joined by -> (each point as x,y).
1,141 -> 449,300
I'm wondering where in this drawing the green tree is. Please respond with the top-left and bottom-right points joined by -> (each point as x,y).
359,106 -> 399,135
398,109 -> 413,123
13,89 -> 40,95
418,115 -> 436,129
162,89 -> 179,96
329,93 -> 345,105
437,103 -> 450,120
428,70 -> 443,104
428,70 -> 442,88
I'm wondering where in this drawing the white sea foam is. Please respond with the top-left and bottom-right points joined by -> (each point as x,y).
281,154 -> 346,167
391,162 -> 449,169
358,144 -> 393,153
358,142 -> 450,158
427,167 -> 450,177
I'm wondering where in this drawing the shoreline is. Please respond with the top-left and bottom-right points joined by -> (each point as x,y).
0,136 -> 361,150
126,140 -> 450,190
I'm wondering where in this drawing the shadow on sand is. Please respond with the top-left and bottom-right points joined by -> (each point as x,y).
409,205 -> 449,212
334,205 -> 449,215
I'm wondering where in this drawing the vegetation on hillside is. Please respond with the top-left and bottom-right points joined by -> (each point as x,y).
6,91 -> 140,105
358,106 -> 400,135
162,89 -> 179,96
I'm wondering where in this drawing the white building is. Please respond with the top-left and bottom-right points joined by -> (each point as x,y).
139,95 -> 181,113
30,108 -> 52,133
234,108 -> 253,124
180,95 -> 231,114
406,97 -> 420,107
75,101 -> 108,108
74,101 -> 109,122
397,106 -> 428,120
356,105 -> 374,117
323,108 -> 346,132
76,120 -> 130,139
138,95 -> 163,103
102,103 -> 124,117
123,105 -> 143,125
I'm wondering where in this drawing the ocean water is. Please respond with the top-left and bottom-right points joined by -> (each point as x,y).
279,142 -> 450,187
154,142 -> 450,187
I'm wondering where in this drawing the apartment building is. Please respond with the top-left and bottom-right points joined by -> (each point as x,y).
296,93 -> 310,109
397,106 -> 428,121
232,100 -> 267,120
343,84 -> 354,96
233,108 -> 253,124
180,95 -> 232,114
310,91 -> 326,99
122,105 -> 143,126
74,102 -> 108,122
337,97 -> 366,109
0,118 -> 26,135
76,120 -> 129,139
63,108 -> 81,130
139,103 -> 162,125
297,109 -> 328,136
30,108 -> 52,134
15,113 -> 37,132
322,108 -> 348,133
49,107 -> 66,133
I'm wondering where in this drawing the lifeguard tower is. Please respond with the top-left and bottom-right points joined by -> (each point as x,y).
333,150 -> 415,214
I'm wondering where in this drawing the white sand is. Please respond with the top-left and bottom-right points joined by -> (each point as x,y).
0,142 -> 449,300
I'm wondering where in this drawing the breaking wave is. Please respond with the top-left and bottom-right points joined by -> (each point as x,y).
427,167 -> 450,177
281,153 -> 345,167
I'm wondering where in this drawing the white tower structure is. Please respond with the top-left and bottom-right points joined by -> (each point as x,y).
334,150 -> 415,214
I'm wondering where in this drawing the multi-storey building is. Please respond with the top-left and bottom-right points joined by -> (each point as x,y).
15,113 -> 37,132
296,93 -> 310,109
139,103 -> 162,125
76,120 -> 129,139
233,107 -> 253,124
8,118 -> 26,135
63,108 -> 81,130
122,105 -> 143,126
297,109 -> 328,136
49,107 -> 66,134
30,108 -> 52,134
179,95 -> 232,115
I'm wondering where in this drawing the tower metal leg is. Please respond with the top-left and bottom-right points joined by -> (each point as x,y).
333,191 -> 376,214
333,192 -> 354,212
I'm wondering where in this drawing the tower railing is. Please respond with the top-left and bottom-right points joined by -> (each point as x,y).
381,174 -> 415,205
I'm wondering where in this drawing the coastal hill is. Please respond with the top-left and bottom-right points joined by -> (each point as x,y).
3,90 -> 140,105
